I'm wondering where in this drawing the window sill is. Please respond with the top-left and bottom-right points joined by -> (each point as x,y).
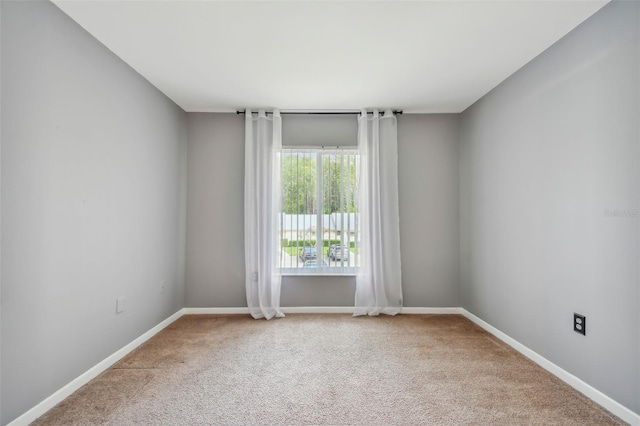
280,267 -> 357,277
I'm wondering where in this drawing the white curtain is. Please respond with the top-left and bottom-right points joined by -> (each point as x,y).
354,109 -> 403,316
244,109 -> 284,319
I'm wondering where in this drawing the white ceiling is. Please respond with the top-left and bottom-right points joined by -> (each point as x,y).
52,0 -> 608,113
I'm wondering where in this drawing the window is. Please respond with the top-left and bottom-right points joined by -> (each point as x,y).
279,148 -> 359,274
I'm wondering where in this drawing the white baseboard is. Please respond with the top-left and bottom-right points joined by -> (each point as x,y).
183,307 -> 250,315
401,307 -> 463,314
461,309 -> 640,426
183,306 -> 355,315
283,306 -> 354,314
282,307 -> 462,314
8,309 -> 185,426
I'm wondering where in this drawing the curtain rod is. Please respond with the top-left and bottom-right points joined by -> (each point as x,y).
236,110 -> 403,116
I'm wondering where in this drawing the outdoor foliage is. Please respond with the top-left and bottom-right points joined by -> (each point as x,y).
282,151 -> 357,214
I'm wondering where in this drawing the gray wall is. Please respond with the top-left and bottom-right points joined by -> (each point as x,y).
1,2 -> 187,424
186,113 -> 460,308
459,0 -> 639,413
282,114 -> 358,147
185,114 -> 246,307
399,115 -> 459,307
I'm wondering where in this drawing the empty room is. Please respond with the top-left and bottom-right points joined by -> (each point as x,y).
1,0 -> 639,424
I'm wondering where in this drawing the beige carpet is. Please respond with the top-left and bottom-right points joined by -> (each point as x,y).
33,314 -> 626,425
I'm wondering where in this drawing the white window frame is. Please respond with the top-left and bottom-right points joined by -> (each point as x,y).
279,146 -> 359,276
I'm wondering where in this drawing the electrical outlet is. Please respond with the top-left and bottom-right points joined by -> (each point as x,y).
160,280 -> 166,294
574,313 -> 585,335
116,298 -> 125,314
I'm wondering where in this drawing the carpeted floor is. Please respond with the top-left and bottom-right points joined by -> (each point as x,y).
33,314 -> 626,425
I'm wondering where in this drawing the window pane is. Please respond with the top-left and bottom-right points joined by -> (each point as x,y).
280,150 -> 317,269
323,150 -> 359,270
